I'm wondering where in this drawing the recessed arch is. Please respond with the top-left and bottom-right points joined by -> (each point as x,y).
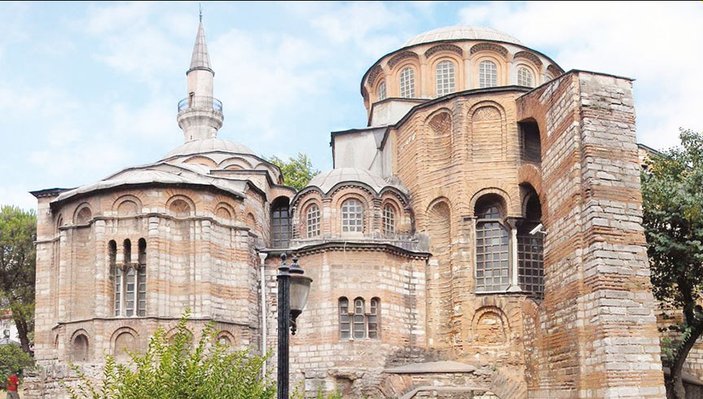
183,155 -> 217,168
73,203 -> 92,225
70,330 -> 90,362
113,195 -> 142,216
167,195 -> 195,217
215,202 -> 236,221
469,306 -> 510,346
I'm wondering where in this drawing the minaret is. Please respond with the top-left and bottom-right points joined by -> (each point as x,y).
177,14 -> 223,142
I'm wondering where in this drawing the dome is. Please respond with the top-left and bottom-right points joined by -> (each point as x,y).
162,137 -> 255,159
403,26 -> 522,47
307,168 -> 408,195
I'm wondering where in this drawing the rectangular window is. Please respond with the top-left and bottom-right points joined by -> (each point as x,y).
114,268 -> 122,316
137,267 -> 147,316
125,269 -> 135,317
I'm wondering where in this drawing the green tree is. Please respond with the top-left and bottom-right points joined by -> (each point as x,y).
0,344 -> 33,388
0,205 -> 36,354
64,311 -> 275,399
268,153 -> 320,191
641,129 -> 703,398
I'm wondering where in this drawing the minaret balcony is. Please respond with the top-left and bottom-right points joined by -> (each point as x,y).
177,95 -> 223,113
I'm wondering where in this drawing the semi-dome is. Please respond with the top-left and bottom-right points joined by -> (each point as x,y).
403,26 -> 522,47
307,167 -> 408,195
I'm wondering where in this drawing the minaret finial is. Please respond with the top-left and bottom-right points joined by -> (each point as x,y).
199,4 -> 202,23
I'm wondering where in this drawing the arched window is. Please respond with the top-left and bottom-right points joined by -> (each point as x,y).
368,298 -> 380,339
113,238 -> 147,317
341,199 -> 364,233
479,60 -> 497,88
353,298 -> 366,339
518,193 -> 544,297
306,204 -> 320,238
435,60 -> 455,97
517,66 -> 534,87
377,81 -> 387,101
339,297 -> 350,339
271,197 -> 291,248
475,196 -> 510,292
383,204 -> 396,236
399,67 -> 415,98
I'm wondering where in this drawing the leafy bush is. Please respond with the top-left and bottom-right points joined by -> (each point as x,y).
64,313 -> 275,399
0,343 -> 33,387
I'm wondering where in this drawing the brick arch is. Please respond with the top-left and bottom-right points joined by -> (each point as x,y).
424,43 -> 463,58
387,50 -> 420,69
218,156 -> 254,170
166,195 -> 196,217
517,164 -> 543,202
329,186 -> 376,210
73,202 -> 93,225
469,188 -> 512,217
297,198 -> 323,239
426,109 -> 453,171
469,306 -> 510,346
366,64 -> 384,87
334,190 -> 374,236
183,155 -> 217,168
110,327 -> 139,359
468,101 -> 507,162
470,43 -> 509,58
70,329 -> 91,362
113,195 -> 142,216
215,202 -> 236,221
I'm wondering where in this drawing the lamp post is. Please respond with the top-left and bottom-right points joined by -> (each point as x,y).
277,253 -> 312,399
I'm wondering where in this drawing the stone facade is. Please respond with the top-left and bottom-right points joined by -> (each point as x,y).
28,24 -> 673,398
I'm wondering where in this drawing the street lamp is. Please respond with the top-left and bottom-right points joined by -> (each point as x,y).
277,253 -> 313,399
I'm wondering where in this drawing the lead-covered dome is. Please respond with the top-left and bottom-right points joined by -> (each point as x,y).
403,26 -> 522,47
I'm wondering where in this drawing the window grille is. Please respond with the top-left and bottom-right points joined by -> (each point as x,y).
342,199 -> 364,233
306,204 -> 320,238
339,298 -> 350,339
435,60 -> 456,96
378,81 -> 387,101
353,298 -> 366,339
475,202 -> 510,291
399,67 -> 415,98
383,205 -> 396,236
479,60 -> 497,88
517,66 -> 533,87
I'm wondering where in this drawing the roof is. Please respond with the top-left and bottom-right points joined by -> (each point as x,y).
188,21 -> 213,74
163,138 -> 256,159
403,26 -> 522,47
307,168 -> 408,195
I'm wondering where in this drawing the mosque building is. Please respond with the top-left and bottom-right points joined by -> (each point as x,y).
28,19 -> 678,398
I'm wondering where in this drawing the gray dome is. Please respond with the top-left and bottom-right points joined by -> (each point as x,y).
404,26 -> 522,47
307,168 -> 408,195
163,137 -> 255,159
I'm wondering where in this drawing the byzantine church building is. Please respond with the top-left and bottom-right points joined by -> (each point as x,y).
28,20 -> 678,398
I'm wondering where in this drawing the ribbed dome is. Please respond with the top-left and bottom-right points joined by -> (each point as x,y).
163,138 -> 255,159
404,26 -> 522,47
307,168 -> 408,195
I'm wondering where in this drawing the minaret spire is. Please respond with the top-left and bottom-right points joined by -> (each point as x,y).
177,13 -> 223,142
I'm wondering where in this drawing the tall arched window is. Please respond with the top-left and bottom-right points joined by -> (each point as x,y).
479,60 -> 497,88
368,298 -> 380,339
353,298 -> 366,339
306,204 -> 320,238
341,199 -> 364,233
517,66 -> 534,87
518,193 -> 544,297
271,197 -> 291,248
339,297 -> 350,339
377,81 -> 387,101
475,196 -> 510,292
113,238 -> 147,317
383,204 -> 396,236
435,60 -> 456,97
399,67 -> 415,98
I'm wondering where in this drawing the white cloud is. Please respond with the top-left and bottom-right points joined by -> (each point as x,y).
458,1 -> 703,150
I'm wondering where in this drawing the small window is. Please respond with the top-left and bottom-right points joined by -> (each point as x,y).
435,60 -> 456,97
353,298 -> 366,339
377,81 -> 387,101
517,66 -> 534,87
271,198 -> 291,248
341,199 -> 364,233
368,298 -> 379,339
399,67 -> 415,98
383,204 -> 396,236
339,298 -> 350,339
479,60 -> 497,88
306,204 -> 321,238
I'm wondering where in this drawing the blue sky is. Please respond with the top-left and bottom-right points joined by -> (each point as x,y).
1,1 -> 702,211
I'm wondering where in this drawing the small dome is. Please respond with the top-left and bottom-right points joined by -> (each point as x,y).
163,138 -> 255,159
404,26 -> 522,47
307,168 -> 408,195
